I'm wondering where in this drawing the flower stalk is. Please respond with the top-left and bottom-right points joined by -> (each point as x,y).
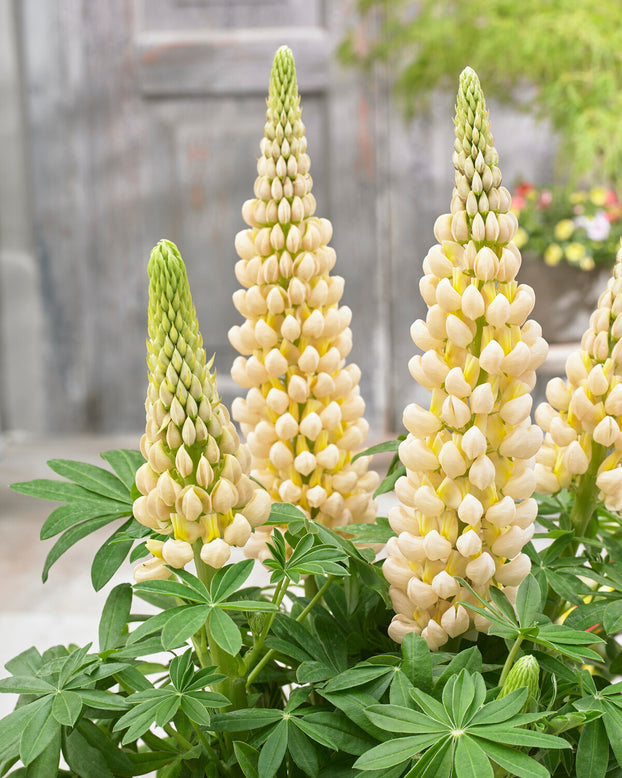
384,68 -> 548,650
228,46 -> 378,556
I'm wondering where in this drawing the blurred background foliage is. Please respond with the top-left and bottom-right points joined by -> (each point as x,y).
339,0 -> 622,192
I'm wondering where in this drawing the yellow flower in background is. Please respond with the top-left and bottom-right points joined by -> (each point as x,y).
384,68 -> 547,650
554,219 -> 575,241
580,256 -> 596,271
570,191 -> 587,204
229,47 -> 378,558
514,227 -> 528,249
565,242 -> 586,262
590,187 -> 607,206
544,243 -> 563,266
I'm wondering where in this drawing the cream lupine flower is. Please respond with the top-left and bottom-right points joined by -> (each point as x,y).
384,68 -> 548,650
229,46 -> 378,555
535,244 -> 622,515
133,240 -> 271,581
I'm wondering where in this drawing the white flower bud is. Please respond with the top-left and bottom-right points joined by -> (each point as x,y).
400,437 -> 439,471
499,425 -> 543,459
383,556 -> 414,589
485,294 -> 510,328
315,444 -> 340,469
593,416 -> 620,447
549,417 -> 577,446
264,348 -> 289,377
495,553 -> 531,586
470,383 -> 495,414
466,551 -> 496,585
461,425 -> 488,459
421,619 -> 448,650
436,278 -> 462,311
492,525 -> 529,558
431,570 -> 459,598
294,451 -> 317,476
224,513 -> 252,546
162,539 -> 194,569
469,454 -> 495,490
388,615 -> 420,643
298,345 -> 320,373
458,494 -> 484,525
306,484 -> 328,507
134,558 -> 172,582
422,530 -> 452,560
275,413 -> 298,439
413,485 -> 445,515
563,440 -> 590,475
299,412 -> 322,440
444,366 -> 472,397
201,538 -> 231,569
587,365 -> 609,397
403,403 -> 442,435
456,528 -> 482,557
446,314 -> 475,347
473,247 -> 498,281
407,577 -> 438,609
461,284 -> 486,320
502,341 -> 531,375
439,440 -> 468,478
212,478 -> 238,514
605,384 -> 622,415
266,387 -> 290,414
566,351 -> 588,384
442,395 -> 471,428
500,394 -> 532,425
397,532 -> 427,563
441,604 -> 470,637
479,340 -> 505,374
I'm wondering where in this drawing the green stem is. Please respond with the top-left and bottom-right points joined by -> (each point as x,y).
243,576 -> 290,674
568,442 -> 607,543
499,634 -> 524,687
189,718 -> 220,764
245,575 -> 335,689
304,574 -> 319,599
163,723 -> 194,751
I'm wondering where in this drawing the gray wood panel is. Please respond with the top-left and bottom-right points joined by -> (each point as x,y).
16,0 -> 387,436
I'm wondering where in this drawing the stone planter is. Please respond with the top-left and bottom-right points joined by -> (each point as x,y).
517,254 -> 611,344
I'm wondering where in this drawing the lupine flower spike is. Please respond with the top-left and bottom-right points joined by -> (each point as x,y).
536,243 -> 622,527
133,240 -> 271,581
229,46 -> 378,557
384,68 -> 548,650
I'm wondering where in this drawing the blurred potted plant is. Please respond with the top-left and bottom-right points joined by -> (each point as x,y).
511,182 -> 622,342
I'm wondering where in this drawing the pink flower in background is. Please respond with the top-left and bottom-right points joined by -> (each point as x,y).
512,195 -> 526,211
538,189 -> 552,207
575,211 -> 611,241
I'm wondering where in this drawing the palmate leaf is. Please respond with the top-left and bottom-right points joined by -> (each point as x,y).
454,736 -> 493,778
100,449 -> 145,491
354,733 -> 445,771
91,519 -> 135,591
46,459 -> 130,502
335,516 -> 397,545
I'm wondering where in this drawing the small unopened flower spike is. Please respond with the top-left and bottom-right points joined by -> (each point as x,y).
132,240 -> 271,581
229,46 -> 378,556
384,68 -> 546,650
536,244 -> 622,525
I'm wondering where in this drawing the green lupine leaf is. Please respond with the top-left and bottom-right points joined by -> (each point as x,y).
402,632 -> 432,693
287,725 -> 320,778
126,605 -> 189,644
218,599 -> 278,612
91,521 -> 135,591
471,725 -> 570,749
354,734 -> 442,770
454,736 -> 493,778
161,604 -> 211,649
352,440 -> 400,461
537,624 -> 605,645
258,719 -> 289,778
180,694 -> 212,726
409,687 -> 453,726
23,726 -> 61,778
444,670 -> 475,728
323,662 -> 392,693
47,459 -> 130,502
51,690 -> 82,726
0,676 -> 55,694
11,478 -> 123,505
77,689 -> 129,711
602,704 -> 622,765
604,600 -> 622,635
182,666 -> 226,693
208,607 -> 242,655
473,738 -> 550,778
233,741 -> 260,778
115,700 -> 164,744
209,559 -> 254,602
516,574 -> 542,628
469,689 -> 528,726
335,516 -> 396,545
432,647 -> 482,696
132,578 -> 207,603
76,720 -> 133,774
364,704 -> 447,734
64,729 -> 114,778
576,717 -> 609,778
292,716 -> 338,750
389,669 -> 415,707
211,708 -> 282,732
174,567 -> 211,602
373,465 -> 406,498
265,502 -> 307,525
19,697 -> 59,765
185,689 -> 230,708
320,690 -> 391,740
169,650 -> 193,691
303,710 -> 376,756
40,501 -> 128,540
100,449 -> 145,491
0,698 -> 47,755
98,583 -> 132,651
155,694 -> 181,727
404,736 -> 453,778
42,513 -> 125,582
4,646 -> 42,676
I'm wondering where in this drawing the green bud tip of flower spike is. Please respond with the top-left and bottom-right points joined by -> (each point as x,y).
268,46 -> 300,126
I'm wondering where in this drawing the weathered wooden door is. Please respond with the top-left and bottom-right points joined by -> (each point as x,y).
17,0 -> 388,436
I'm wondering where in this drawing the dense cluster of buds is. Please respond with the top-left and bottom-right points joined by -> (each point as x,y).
133,240 -> 271,581
536,244 -> 622,510
384,68 -> 548,649
228,46 -> 378,555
